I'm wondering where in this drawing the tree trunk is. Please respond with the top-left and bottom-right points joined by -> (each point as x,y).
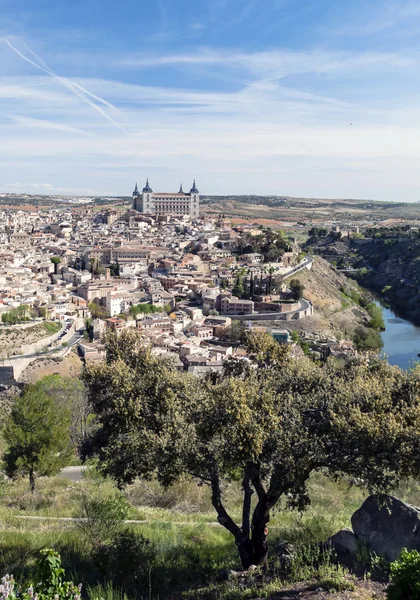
29,468 -> 35,493
237,537 -> 256,570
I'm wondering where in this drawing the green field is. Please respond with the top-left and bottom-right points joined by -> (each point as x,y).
0,470 -> 417,599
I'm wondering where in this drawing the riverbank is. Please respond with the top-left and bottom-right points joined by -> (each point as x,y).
377,302 -> 420,369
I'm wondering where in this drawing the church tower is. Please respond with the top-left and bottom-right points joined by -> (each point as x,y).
189,179 -> 200,218
132,182 -> 140,210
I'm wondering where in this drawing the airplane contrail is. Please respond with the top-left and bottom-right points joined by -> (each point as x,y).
21,41 -> 125,115
2,38 -> 127,133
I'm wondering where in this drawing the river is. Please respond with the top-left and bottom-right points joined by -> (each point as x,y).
379,304 -> 420,369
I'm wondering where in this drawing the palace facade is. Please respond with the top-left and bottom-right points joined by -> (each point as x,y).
132,180 -> 200,218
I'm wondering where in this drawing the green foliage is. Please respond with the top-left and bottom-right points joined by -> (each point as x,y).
2,305 -> 30,325
83,329 -> 420,569
50,256 -> 62,275
228,321 -> 246,342
3,382 -> 72,491
340,286 -> 362,305
34,548 -> 79,600
129,303 -> 163,317
92,529 -> 156,596
276,544 -> 355,592
108,263 -> 120,277
88,303 -> 109,320
232,275 -> 245,298
388,549 -> 420,600
366,302 -> 385,330
33,375 -> 90,447
75,493 -> 130,549
237,229 -> 291,262
290,330 -> 300,342
353,325 -> 383,350
75,485 -> 156,597
42,321 -> 61,334
289,278 -> 305,301
1,549 -> 82,600
308,227 -> 328,238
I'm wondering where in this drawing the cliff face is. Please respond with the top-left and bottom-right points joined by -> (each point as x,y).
283,256 -> 370,340
306,234 -> 420,325
352,238 -> 420,324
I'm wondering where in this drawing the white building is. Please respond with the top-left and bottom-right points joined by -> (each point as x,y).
132,180 -> 200,218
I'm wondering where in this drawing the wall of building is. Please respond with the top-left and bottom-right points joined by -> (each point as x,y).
228,299 -> 313,321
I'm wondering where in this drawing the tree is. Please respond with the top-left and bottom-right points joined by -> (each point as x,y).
266,267 -> 275,295
50,256 -> 62,275
129,303 -> 163,318
2,304 -> 30,325
109,262 -> 120,277
289,278 -> 305,301
3,383 -> 72,491
82,330 -> 420,570
366,302 -> 385,330
232,275 -> 245,298
88,302 -> 109,319
353,325 -> 383,350
34,375 -> 91,446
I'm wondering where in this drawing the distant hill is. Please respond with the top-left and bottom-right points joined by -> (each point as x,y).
200,195 -> 420,223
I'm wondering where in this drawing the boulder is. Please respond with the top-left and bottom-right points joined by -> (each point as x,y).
327,528 -> 358,568
351,493 -> 420,562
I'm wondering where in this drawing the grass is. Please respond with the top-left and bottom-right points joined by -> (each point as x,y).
0,471 -> 417,599
42,321 -> 62,335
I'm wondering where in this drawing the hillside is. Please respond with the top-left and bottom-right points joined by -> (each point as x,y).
0,321 -> 61,356
18,352 -> 83,384
282,257 -> 370,340
306,234 -> 420,325
201,195 -> 420,224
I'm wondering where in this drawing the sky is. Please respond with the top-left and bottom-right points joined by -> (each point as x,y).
1,0 -> 420,200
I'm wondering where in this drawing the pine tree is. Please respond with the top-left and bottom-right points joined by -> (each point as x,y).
3,384 -> 72,491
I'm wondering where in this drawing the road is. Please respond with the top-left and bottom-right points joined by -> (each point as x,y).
60,465 -> 87,482
7,331 -> 83,361
282,256 -> 314,280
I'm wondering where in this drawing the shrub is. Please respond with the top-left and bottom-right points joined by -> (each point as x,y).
353,325 -> 383,350
75,493 -> 129,549
0,549 -> 82,600
93,529 -> 156,595
388,548 -> 420,600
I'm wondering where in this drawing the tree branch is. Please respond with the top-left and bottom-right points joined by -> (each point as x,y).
242,469 -> 253,538
249,464 -> 266,501
210,473 -> 241,539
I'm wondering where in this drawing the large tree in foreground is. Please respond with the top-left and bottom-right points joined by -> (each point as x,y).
3,383 -> 72,491
83,330 -> 420,569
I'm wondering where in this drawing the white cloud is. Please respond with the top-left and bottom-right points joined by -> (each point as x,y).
116,48 -> 415,79
7,115 -> 96,136
2,42 -> 420,200
1,38 -> 128,133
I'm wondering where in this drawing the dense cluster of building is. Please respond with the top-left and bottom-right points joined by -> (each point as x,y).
0,184 -> 318,378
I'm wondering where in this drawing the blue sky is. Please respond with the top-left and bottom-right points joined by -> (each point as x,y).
1,0 -> 420,200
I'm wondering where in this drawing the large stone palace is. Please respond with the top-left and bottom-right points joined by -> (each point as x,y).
132,179 -> 200,218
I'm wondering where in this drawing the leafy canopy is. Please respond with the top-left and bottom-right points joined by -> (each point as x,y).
83,330 -> 420,569
3,381 -> 72,490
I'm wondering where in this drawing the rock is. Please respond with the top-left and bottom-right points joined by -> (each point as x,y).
327,528 -> 358,569
351,493 -> 420,562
